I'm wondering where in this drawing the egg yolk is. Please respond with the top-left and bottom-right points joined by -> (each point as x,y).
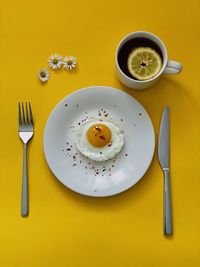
87,124 -> 112,147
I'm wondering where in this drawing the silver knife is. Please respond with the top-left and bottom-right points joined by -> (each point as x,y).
158,106 -> 172,235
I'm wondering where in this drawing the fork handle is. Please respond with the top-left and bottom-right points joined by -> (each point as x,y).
21,143 -> 28,216
164,169 -> 172,235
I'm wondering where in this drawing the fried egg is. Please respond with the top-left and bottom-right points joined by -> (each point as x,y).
75,118 -> 124,161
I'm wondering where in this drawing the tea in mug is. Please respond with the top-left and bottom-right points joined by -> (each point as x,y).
117,37 -> 163,80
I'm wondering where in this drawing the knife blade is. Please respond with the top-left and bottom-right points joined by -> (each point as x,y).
158,106 -> 172,235
158,106 -> 169,169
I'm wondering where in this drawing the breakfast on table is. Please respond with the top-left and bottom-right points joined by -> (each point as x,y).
19,30 -> 182,235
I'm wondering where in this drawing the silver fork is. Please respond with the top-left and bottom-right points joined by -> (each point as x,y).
18,102 -> 34,217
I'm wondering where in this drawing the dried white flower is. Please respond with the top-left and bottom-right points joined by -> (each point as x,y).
63,56 -> 77,71
48,54 -> 62,70
38,68 -> 50,82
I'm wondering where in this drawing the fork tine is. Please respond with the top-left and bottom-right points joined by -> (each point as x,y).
25,102 -> 30,124
18,103 -> 22,126
29,102 -> 34,125
22,102 -> 26,124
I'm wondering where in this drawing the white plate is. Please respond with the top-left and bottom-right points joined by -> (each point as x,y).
44,86 -> 155,197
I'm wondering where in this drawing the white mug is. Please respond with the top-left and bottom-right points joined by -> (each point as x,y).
115,31 -> 183,90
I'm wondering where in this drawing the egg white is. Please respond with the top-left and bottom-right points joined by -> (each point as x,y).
75,117 -> 124,161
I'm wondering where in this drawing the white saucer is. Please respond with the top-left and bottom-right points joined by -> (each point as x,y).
44,86 -> 155,197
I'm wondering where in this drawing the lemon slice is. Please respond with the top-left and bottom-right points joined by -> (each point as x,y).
127,47 -> 162,80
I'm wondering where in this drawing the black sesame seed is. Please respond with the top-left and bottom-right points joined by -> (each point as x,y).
139,113 -> 142,116
80,160 -> 82,163
65,104 -> 68,107
121,119 -> 123,122
125,154 -> 128,156
100,152 -> 102,154
112,165 -> 114,167
77,104 -> 79,108
78,122 -> 80,125
67,142 -> 69,145
73,164 -> 77,166
66,148 -> 71,151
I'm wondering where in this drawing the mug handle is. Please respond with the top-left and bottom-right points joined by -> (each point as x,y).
164,60 -> 183,74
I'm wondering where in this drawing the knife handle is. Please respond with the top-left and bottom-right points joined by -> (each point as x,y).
164,169 -> 172,235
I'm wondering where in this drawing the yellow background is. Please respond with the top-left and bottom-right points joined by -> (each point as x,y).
0,0 -> 200,266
